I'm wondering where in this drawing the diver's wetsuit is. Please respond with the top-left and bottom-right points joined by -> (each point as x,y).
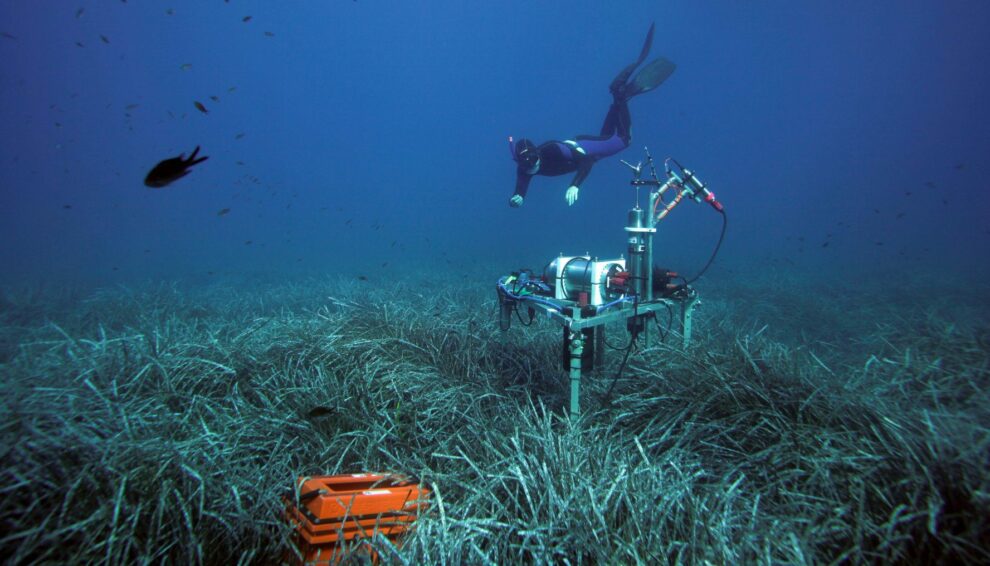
512,100 -> 632,199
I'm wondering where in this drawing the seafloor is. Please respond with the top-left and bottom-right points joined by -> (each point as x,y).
1,269 -> 988,564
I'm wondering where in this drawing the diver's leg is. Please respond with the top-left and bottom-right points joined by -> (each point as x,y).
598,101 -> 632,143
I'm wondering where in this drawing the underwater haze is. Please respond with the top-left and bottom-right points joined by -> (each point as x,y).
1,0 -> 988,283
2,1 -> 990,564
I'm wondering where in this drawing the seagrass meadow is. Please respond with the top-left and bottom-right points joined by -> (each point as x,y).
1,270 -> 987,564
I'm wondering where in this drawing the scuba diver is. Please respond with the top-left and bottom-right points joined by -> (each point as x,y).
509,23 -> 676,208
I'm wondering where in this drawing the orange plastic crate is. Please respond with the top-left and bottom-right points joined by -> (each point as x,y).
282,473 -> 429,565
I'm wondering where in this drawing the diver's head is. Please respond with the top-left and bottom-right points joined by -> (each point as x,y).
510,137 -> 540,174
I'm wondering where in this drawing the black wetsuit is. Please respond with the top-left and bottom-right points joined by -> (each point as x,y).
513,100 -> 633,199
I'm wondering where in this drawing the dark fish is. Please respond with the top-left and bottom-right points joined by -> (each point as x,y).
381,262 -> 388,268
954,163 -> 965,170
942,199 -> 949,205
100,34 -> 110,44
76,7 -> 85,18
1,32 -> 17,40
228,86 -> 237,93
166,8 -> 174,15
112,266 -> 119,271
63,204 -> 72,209
264,31 -> 274,37
874,208 -> 880,214
875,241 -> 884,246
217,208 -> 231,216
144,145 -> 209,188
209,95 -> 219,102
242,15 -> 252,22
75,41 -> 85,48
144,249 -> 151,254
357,275 -> 368,281
125,103 -> 139,110
194,101 -> 208,114
821,241 -> 829,248
244,240 -> 252,245
345,218 -> 352,225
307,406 -> 334,418
924,181 -> 936,188
896,212 -> 905,219
179,63 -> 192,71
235,132 -> 245,139
904,191 -> 911,196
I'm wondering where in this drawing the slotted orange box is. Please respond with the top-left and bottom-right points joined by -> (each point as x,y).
282,473 -> 429,565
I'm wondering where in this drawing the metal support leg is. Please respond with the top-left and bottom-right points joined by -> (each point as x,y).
681,296 -> 698,347
593,327 -> 605,371
568,332 -> 583,418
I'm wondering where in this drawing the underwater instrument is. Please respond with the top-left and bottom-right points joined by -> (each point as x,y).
497,146 -> 727,416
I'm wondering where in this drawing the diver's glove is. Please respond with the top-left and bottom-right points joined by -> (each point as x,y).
565,186 -> 580,206
510,195 -> 524,208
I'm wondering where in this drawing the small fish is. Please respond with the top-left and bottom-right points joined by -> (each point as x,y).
381,262 -> 388,268
166,8 -> 174,16
242,15 -> 252,22
1,32 -> 17,40
875,241 -> 884,246
942,199 -> 949,205
144,145 -> 209,188
244,240 -> 253,245
179,63 -> 192,71
264,31 -> 274,37
100,34 -> 110,44
896,212 -> 905,219
874,208 -> 880,214
357,275 -> 368,281
217,208 -> 231,216
228,86 -> 237,93
345,218 -> 353,225
209,95 -> 219,102
75,7 -> 85,18
821,241 -> 829,248
75,41 -> 85,48
194,101 -> 208,114
307,406 -> 334,418
904,191 -> 911,196
235,132 -> 245,139
125,103 -> 139,110
236,160 -> 245,165
63,204 -> 72,209
954,163 -> 965,170
112,266 -> 119,271
144,249 -> 151,254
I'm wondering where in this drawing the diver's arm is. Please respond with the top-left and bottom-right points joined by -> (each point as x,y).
570,158 -> 594,189
514,171 -> 533,198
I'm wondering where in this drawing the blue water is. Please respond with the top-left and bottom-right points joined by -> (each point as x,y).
1,1 -> 988,286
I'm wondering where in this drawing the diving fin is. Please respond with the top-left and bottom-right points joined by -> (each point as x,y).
626,57 -> 676,98
636,22 -> 655,67
610,22 -> 656,96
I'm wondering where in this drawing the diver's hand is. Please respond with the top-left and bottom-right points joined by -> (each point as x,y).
565,186 -> 580,206
510,195 -> 524,208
